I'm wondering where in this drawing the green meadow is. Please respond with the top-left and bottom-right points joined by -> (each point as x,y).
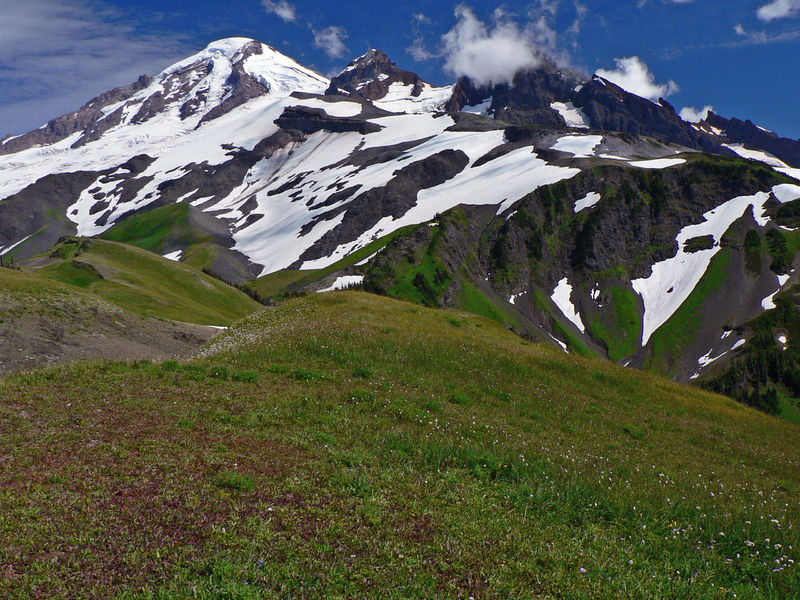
0,291 -> 797,598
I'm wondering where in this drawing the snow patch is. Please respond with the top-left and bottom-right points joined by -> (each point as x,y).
724,144 -> 786,169
163,250 -> 183,261
732,339 -> 746,350
551,278 -> 585,334
698,349 -> 728,368
550,102 -> 590,129
288,98 -> 362,118
1,134 -> 22,145
773,183 -> 800,204
574,192 -> 601,213
373,82 -> 455,114
724,145 -> 800,181
509,291 -> 526,305
628,158 -> 686,169
761,273 -> 791,310
317,275 -> 364,292
463,98 -> 492,116
551,135 -> 603,158
190,195 -> 215,207
354,247 -> 384,266
633,192 -> 772,346
0,234 -> 31,256
548,334 -> 569,353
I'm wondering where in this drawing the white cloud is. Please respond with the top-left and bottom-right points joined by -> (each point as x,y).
728,22 -> 800,46
595,57 -> 679,101
261,0 -> 297,22
679,105 -> 714,123
0,0 -> 191,137
441,5 -> 561,86
757,0 -> 800,21
313,26 -> 348,59
407,38 -> 435,62
413,13 -> 431,25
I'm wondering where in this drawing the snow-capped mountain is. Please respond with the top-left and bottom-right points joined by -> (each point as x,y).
3,36 -> 800,399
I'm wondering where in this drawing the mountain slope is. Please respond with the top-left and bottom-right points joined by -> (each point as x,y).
0,265 -> 219,375
3,37 -> 800,407
0,236 -> 263,374
357,155 -> 800,374
27,237 -> 262,326
0,291 -> 797,598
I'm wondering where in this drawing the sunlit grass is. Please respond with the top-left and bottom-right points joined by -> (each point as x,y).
0,291 -> 798,598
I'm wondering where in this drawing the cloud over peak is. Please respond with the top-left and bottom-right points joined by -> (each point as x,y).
679,105 -> 714,123
595,56 -> 679,101
440,4 -> 567,87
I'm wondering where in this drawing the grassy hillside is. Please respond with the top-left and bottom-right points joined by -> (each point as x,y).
0,264 -> 222,375
1,291 -> 798,598
36,238 -> 262,326
99,203 -> 207,255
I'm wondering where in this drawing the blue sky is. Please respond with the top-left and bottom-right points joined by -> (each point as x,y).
1,0 -> 800,138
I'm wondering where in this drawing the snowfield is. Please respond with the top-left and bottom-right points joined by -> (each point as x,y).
551,135 -> 603,158
635,183 -> 800,347
724,144 -> 800,181
373,82 -> 454,114
0,39 -> 586,276
548,333 -> 569,353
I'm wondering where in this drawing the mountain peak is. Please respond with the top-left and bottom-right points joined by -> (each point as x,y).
326,49 -> 428,102
204,37 -> 260,56
335,48 -> 395,81
0,36 -> 328,157
343,49 -> 389,69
